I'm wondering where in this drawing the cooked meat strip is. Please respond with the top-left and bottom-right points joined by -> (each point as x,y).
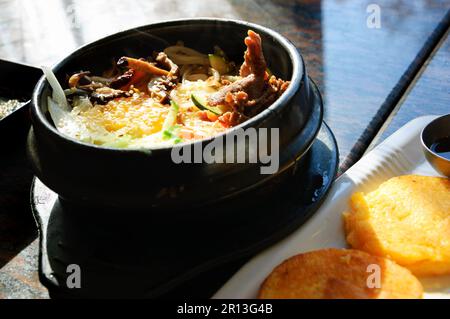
218,111 -> 248,128
208,30 -> 289,115
208,74 -> 257,106
239,30 -> 267,86
208,30 -> 266,105
245,76 -> 290,116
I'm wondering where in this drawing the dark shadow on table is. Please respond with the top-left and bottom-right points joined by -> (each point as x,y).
0,130 -> 37,269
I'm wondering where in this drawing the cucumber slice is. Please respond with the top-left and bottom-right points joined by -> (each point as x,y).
214,46 -> 227,59
191,94 -> 221,115
162,100 -> 179,130
208,54 -> 229,75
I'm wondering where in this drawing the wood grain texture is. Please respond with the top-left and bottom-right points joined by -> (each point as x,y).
0,0 -> 449,298
376,30 -> 450,144
1,0 -> 448,165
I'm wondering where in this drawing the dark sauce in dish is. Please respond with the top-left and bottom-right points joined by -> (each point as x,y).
431,137 -> 450,160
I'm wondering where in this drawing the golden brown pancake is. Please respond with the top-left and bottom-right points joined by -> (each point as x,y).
258,248 -> 423,299
344,175 -> 450,276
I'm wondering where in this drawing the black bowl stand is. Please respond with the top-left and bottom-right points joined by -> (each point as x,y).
31,122 -> 338,298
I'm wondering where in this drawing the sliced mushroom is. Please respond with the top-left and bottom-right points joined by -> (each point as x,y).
147,76 -> 177,104
155,52 -> 180,80
110,69 -> 135,89
90,87 -> 131,105
68,71 -> 91,88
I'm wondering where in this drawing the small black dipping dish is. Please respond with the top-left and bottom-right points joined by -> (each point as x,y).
421,113 -> 450,177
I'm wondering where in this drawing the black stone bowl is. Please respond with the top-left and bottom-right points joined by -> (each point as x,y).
27,18 -> 322,211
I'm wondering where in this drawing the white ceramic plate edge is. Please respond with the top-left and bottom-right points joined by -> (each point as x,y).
213,115 -> 450,299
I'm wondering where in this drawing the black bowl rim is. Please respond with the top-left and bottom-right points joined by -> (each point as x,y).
31,18 -> 303,154
421,113 -> 450,162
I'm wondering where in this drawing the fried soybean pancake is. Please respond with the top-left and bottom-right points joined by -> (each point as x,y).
258,249 -> 423,299
344,175 -> 450,276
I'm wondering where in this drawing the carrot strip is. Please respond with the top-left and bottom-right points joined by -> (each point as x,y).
119,69 -> 148,91
118,57 -> 170,77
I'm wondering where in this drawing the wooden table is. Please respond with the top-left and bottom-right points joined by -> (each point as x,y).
0,0 -> 449,298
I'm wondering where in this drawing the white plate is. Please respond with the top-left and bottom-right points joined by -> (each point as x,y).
214,115 -> 450,299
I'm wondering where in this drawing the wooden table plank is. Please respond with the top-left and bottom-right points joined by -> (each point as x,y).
372,29 -> 450,146
0,0 -> 449,298
1,0 -> 449,166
